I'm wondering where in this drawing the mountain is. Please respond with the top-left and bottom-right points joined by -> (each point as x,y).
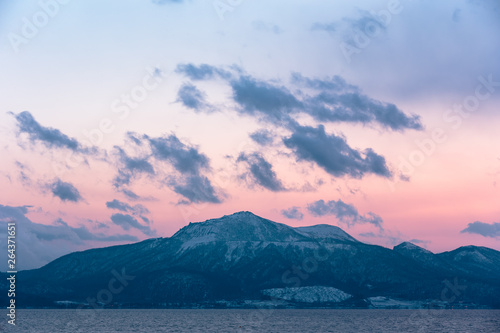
2,211 -> 500,308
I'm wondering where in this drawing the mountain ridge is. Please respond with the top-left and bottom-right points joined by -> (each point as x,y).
2,211 -> 499,309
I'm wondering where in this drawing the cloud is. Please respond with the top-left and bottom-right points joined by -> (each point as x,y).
0,205 -> 138,270
292,73 -> 423,131
110,213 -> 155,236
146,134 -> 210,175
344,10 -> 387,35
230,75 -> 302,123
312,10 -> 388,43
176,63 -> 232,81
11,111 -> 96,153
175,64 -> 422,131
249,129 -> 275,146
461,221 -> 500,238
15,161 -> 33,187
120,189 -> 141,201
106,199 -> 131,212
291,72 -> 358,91
113,146 -> 155,188
176,83 -> 211,111
307,199 -> 383,228
252,20 -> 282,34
156,65 -> 420,188
237,152 -> 286,192
106,199 -> 150,215
281,206 -> 304,220
51,218 -> 137,242
114,133 -> 223,204
168,174 -> 222,204
49,178 -> 83,202
146,134 -> 222,202
283,124 -> 392,179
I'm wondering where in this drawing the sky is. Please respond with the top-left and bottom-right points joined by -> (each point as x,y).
0,0 -> 499,270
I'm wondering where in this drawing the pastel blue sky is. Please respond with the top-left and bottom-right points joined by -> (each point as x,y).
1,0 -> 499,270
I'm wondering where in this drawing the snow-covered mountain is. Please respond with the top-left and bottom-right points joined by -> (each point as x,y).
3,211 -> 500,308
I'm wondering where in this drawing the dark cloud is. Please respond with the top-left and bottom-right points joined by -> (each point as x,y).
230,75 -> 302,123
120,189 -> 141,201
291,72 -> 357,91
461,221 -> 500,238
281,206 -> 304,220
146,134 -> 223,202
0,205 -> 138,270
169,174 -> 222,204
175,65 -> 422,131
237,153 -> 286,192
176,83 -> 210,111
249,129 -> 275,146
176,63 -> 232,81
11,111 -> 96,153
113,147 -> 155,187
106,199 -> 130,212
114,133 -> 223,204
121,65 -> 421,192
283,124 -> 392,178
110,213 -> 155,236
49,179 -> 83,202
88,220 -> 109,229
292,73 -> 423,131
106,199 -> 150,215
307,199 -> 383,228
146,134 -> 210,175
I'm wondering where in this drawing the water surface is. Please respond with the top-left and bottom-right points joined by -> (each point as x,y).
2,309 -> 499,332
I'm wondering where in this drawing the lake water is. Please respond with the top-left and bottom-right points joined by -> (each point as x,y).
2,309 -> 499,332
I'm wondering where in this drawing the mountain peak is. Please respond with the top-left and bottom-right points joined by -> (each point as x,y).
229,211 -> 256,217
394,242 -> 433,254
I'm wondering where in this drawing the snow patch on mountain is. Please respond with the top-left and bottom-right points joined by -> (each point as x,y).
262,286 -> 351,303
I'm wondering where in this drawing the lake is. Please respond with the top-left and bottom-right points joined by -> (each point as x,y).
2,309 -> 499,332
